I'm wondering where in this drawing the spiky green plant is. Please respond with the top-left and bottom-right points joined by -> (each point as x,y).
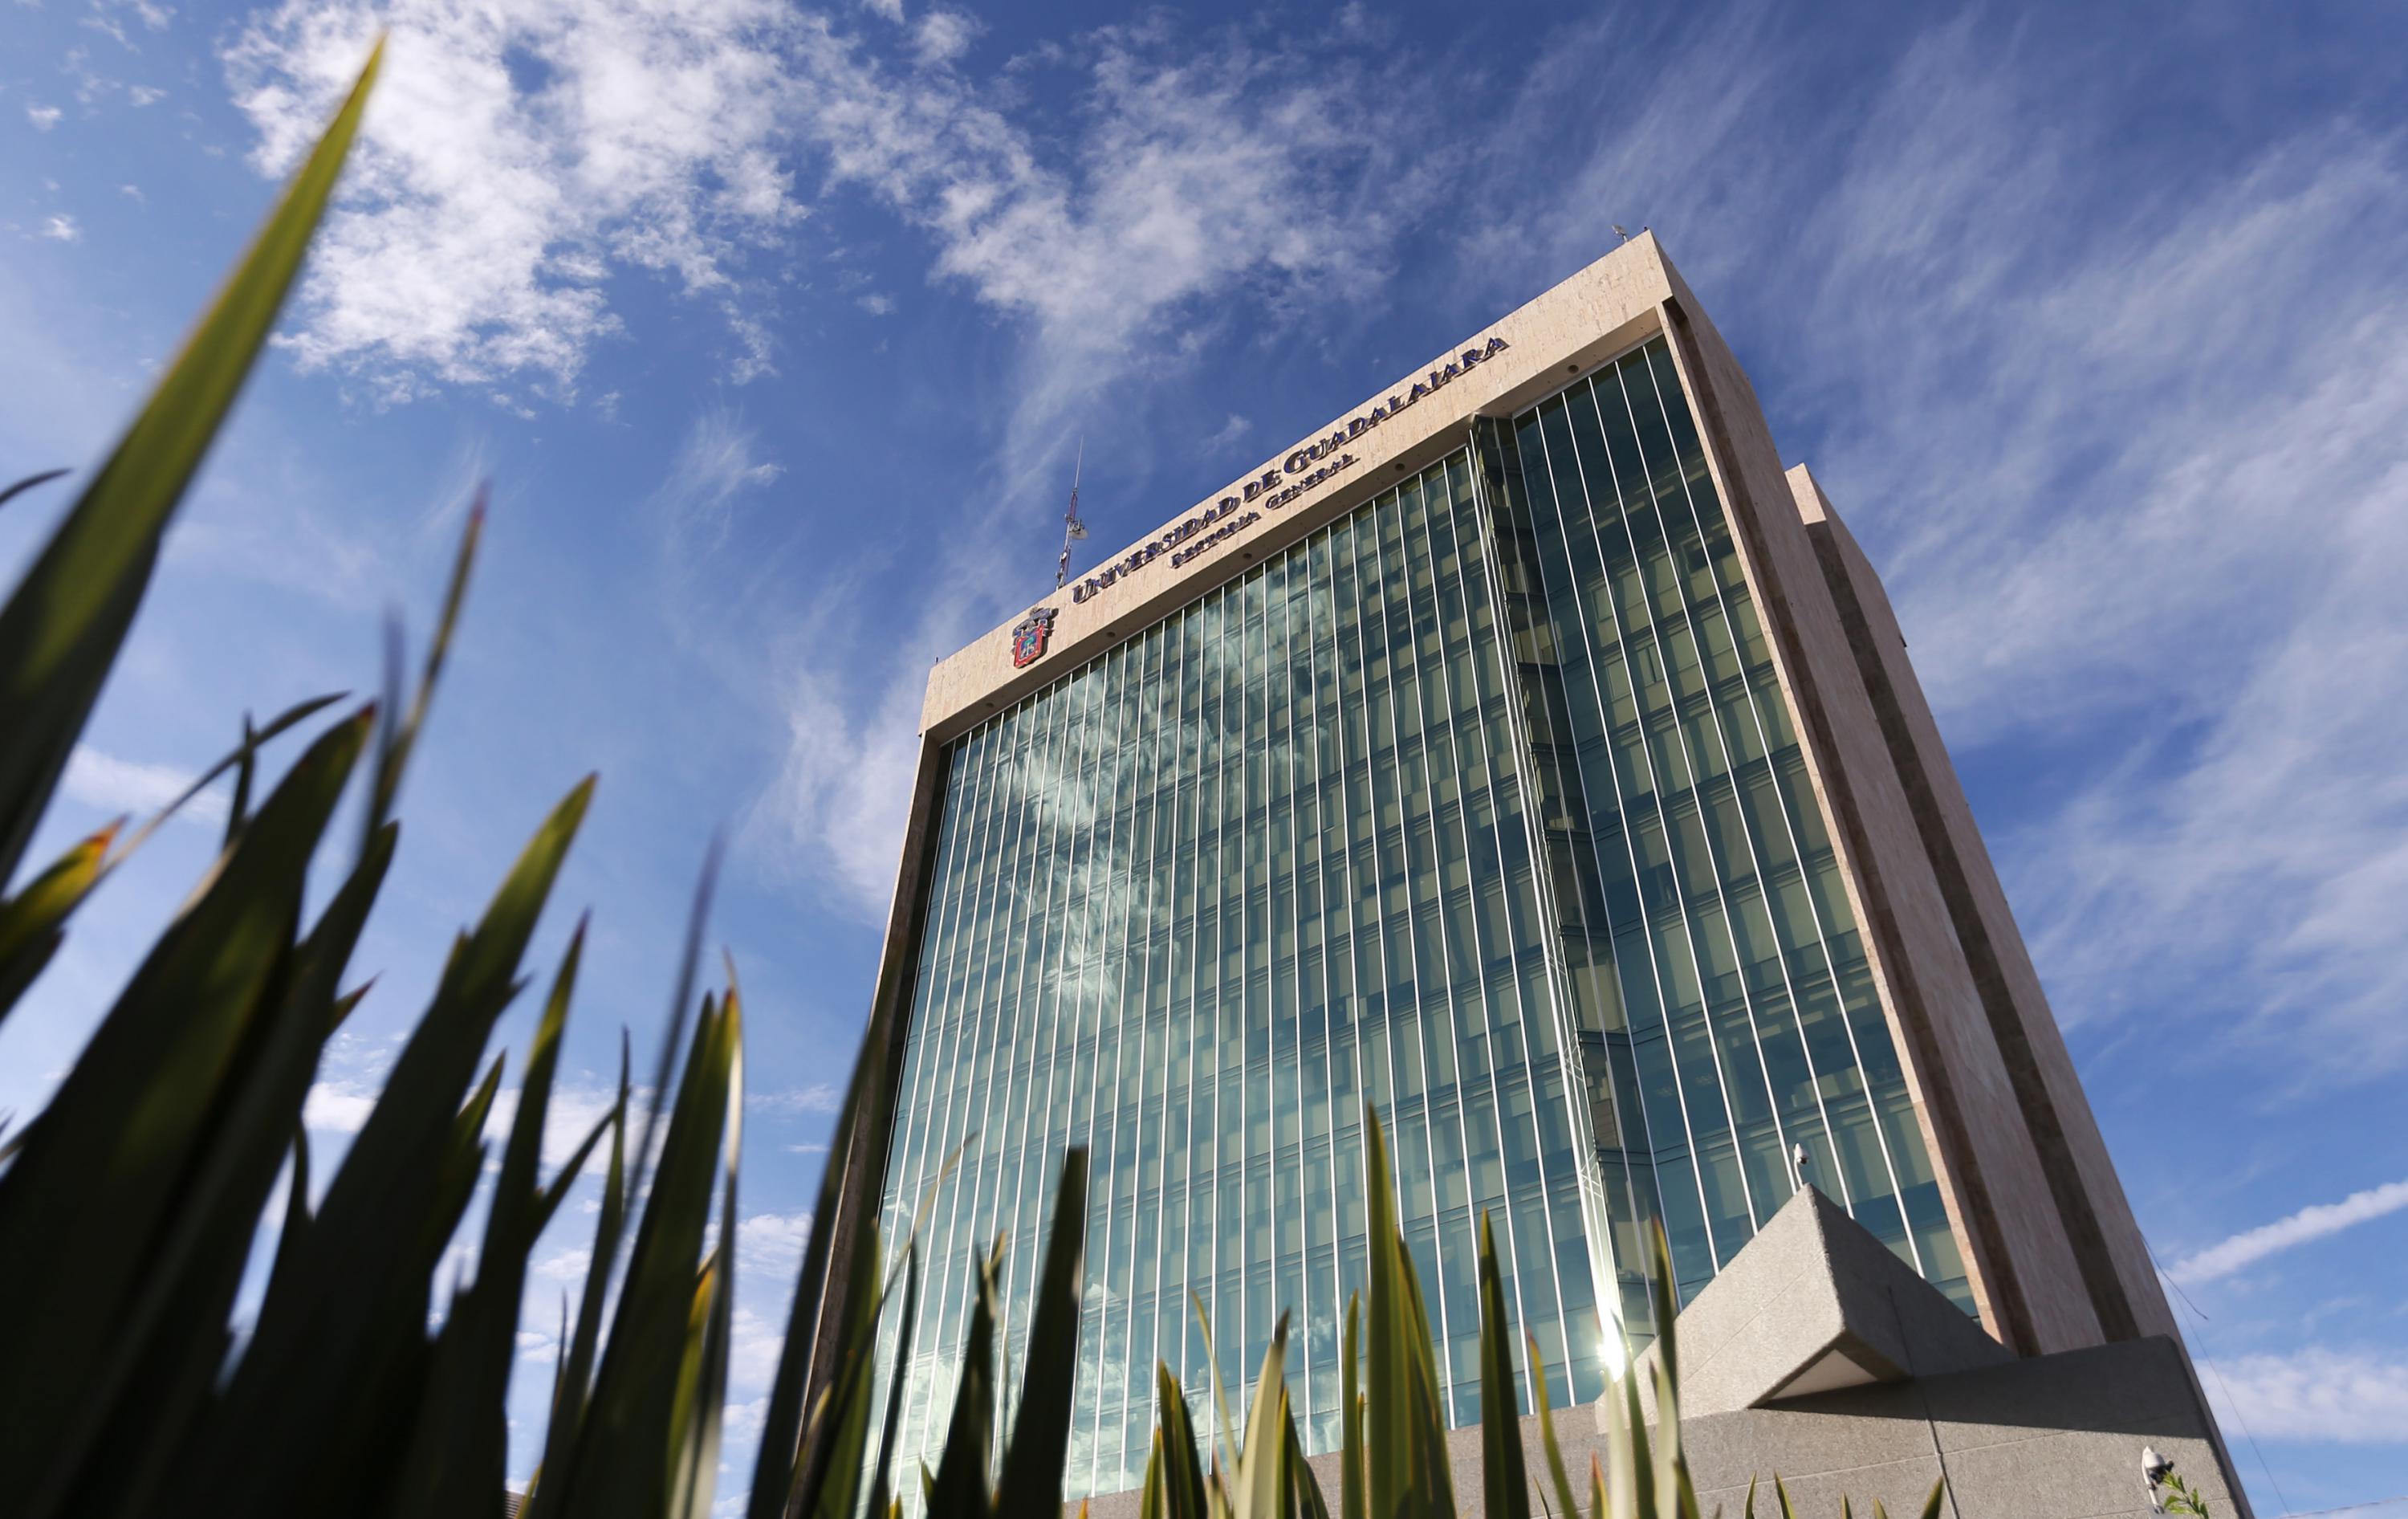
0,41 -> 1950,1519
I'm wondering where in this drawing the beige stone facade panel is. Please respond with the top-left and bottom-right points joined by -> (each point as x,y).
1650,273 -> 2102,1357
1791,476 -> 2176,1346
921,236 -> 1684,742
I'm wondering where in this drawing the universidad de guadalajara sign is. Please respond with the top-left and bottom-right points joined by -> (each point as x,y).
1062,335 -> 1512,610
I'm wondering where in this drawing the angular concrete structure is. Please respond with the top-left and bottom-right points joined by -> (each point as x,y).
1624,1187 -> 2011,1422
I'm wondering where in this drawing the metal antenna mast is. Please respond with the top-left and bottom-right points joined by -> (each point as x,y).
1055,437 -> 1088,588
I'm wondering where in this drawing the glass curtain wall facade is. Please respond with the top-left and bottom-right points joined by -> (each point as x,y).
871,336 -> 1967,1508
1475,339 -> 1967,1316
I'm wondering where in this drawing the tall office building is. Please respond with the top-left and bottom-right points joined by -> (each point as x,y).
828,237 -> 2227,1513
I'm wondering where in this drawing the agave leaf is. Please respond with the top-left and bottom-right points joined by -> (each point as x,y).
1600,1358 -> 1635,1519
799,1214 -> 884,1519
364,490 -> 480,847
0,821 -> 113,1023
795,1121 -> 968,1513
803,1085 -> 965,1519
488,920 -> 588,1260
296,774 -> 591,1250
633,837 -> 720,1215
100,690 -> 347,875
549,1292 -> 571,1432
1476,1212 -> 1531,1519
1283,1396 -> 1330,1519
1361,1105 -> 1454,1519
925,1236 -> 1006,1517
1773,1475 -> 1799,1519
0,708 -> 368,1513
1742,1476 -> 1758,1519
674,967 -> 746,1519
1232,1317 -> 1289,1519
226,713 -> 257,848
0,689 -> 346,1034
1190,1290 -> 1243,1486
669,1130 -> 741,1519
547,988 -> 738,1518
527,1045 -> 632,1519
993,1146 -> 1092,1514
273,1126 -> 313,1290
387,919 -> 589,1518
1156,1362 -> 1211,1519
1618,1345 -> 1654,1519
331,975 -> 376,1031
1642,1223 -> 1698,1518
1917,1476 -> 1946,1519
0,42 -> 378,890
1339,1294 -> 1362,1519
748,878 -> 913,1519
194,780 -> 591,1509
1140,1430 -> 1166,1519
532,1098 -> 616,1240
76,810 -> 398,1519
862,1241 -> 921,1519
668,1248 -> 730,1519
1529,1334 -> 1581,1519
0,467 -> 70,511
799,1109 -> 968,1519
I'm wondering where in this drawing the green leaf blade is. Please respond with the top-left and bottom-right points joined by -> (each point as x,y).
0,41 -> 380,889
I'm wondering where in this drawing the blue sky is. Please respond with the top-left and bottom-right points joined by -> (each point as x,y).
4,0 -> 2406,1508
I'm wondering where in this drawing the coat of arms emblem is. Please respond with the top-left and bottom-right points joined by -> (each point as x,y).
1010,607 -> 1058,668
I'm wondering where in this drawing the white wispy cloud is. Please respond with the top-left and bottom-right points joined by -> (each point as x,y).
910,8 -> 975,66
38,214 -> 82,242
61,744 -> 225,823
301,1077 -> 378,1134
783,18 -> 1431,479
1808,89 -> 2408,1081
2170,1178 -> 2408,1285
1463,10 -> 2408,1087
26,103 -> 63,130
649,408 -> 786,564
221,0 -> 808,399
756,14 -> 1446,916
746,1083 -> 841,1117
2202,1346 -> 2408,1444
305,1077 -> 626,1181
757,664 -> 923,914
733,1207 -> 812,1282
1199,413 -> 1251,453
482,1081 -> 628,1171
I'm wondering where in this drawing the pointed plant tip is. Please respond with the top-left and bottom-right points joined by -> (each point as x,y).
0,466 -> 72,511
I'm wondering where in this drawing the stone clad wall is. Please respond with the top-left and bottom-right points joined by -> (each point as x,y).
1792,472 -> 2177,1347
1649,277 -> 2103,1358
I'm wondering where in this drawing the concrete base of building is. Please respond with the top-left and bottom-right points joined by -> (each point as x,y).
1077,1191 -> 2249,1518
1081,1335 -> 2239,1519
